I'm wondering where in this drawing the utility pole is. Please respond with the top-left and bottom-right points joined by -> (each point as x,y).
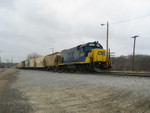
11,58 -> 13,68
106,22 -> 109,61
101,21 -> 109,61
131,35 -> 139,71
0,51 -> 2,68
6,59 -> 10,68
0,57 -> 1,68
50,48 -> 54,54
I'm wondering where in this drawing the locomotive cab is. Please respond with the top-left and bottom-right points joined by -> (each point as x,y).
84,41 -> 111,70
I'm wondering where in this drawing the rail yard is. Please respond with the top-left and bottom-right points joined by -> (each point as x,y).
0,69 -> 150,113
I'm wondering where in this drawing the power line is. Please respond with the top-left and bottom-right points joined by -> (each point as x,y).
110,13 -> 150,25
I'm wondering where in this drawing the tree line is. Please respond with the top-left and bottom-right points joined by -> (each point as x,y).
111,55 -> 150,71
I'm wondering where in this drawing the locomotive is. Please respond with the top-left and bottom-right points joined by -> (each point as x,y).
16,41 -> 111,72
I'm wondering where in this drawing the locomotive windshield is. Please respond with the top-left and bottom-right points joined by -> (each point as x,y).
89,43 -> 103,49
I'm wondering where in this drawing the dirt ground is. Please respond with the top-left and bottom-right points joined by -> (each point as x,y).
0,69 -> 17,102
0,69 -> 150,113
0,69 -> 33,113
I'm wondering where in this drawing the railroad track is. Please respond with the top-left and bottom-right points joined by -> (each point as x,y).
17,68 -> 150,77
97,71 -> 150,77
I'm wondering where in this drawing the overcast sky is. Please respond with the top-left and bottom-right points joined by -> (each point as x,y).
0,0 -> 150,63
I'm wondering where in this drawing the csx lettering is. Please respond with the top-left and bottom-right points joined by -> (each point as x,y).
98,51 -> 105,55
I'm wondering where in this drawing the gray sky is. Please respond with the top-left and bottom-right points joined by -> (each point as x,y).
0,0 -> 150,63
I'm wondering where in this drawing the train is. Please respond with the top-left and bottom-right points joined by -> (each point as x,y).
16,41 -> 111,72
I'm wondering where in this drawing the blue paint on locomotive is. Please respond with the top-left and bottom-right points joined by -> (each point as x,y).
61,41 -> 103,63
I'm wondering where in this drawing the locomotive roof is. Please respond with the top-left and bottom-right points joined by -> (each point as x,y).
61,41 -> 101,52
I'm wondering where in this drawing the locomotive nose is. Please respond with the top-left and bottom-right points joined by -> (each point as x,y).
92,49 -> 107,62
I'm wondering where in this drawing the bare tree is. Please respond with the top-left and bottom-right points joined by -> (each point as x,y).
27,52 -> 42,60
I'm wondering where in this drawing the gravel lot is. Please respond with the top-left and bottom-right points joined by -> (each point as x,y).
1,69 -> 150,113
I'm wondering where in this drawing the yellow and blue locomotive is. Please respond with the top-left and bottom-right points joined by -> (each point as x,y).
59,41 -> 111,71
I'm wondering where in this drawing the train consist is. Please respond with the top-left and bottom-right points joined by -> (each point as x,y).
17,41 -> 111,72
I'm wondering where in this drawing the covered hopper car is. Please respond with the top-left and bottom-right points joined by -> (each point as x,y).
35,56 -> 45,69
44,52 -> 61,70
29,58 -> 36,68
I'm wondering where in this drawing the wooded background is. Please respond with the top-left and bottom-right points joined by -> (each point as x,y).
111,55 -> 150,71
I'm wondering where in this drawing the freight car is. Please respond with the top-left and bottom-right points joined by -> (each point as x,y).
35,56 -> 45,69
16,63 -> 22,68
44,52 -> 61,71
21,61 -> 25,68
29,58 -> 36,69
24,60 -> 29,68
16,61 -> 25,68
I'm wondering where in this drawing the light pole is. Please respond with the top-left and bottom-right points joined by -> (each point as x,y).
101,21 -> 109,61
131,35 -> 139,71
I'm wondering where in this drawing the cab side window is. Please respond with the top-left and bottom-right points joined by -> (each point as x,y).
80,47 -> 85,53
